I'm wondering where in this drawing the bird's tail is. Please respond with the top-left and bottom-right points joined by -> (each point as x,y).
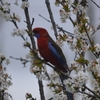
59,74 -> 74,100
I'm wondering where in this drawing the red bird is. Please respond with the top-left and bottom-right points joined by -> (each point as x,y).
33,27 -> 69,72
33,27 -> 74,100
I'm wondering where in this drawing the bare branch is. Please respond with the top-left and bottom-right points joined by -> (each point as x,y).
84,85 -> 100,98
31,18 -> 35,27
69,17 -> 75,27
11,20 -> 18,29
23,6 -> 36,50
56,26 -> 74,36
48,97 -> 53,100
38,80 -> 45,100
84,25 -> 99,58
91,0 -> 100,9
0,0 -> 4,5
39,14 -> 51,23
10,56 -> 30,62
39,14 -> 74,36
45,0 -> 58,39
78,90 -> 96,98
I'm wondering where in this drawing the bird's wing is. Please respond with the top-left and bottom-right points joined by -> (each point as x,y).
48,36 -> 67,66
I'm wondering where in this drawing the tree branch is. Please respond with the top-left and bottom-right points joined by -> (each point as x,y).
84,25 -> 99,58
38,80 -> 45,100
21,1 -> 46,100
39,14 -> 74,36
84,85 -> 100,98
78,90 -> 96,98
0,0 -> 4,5
91,0 -> 100,9
23,7 -> 36,50
45,0 -> 58,39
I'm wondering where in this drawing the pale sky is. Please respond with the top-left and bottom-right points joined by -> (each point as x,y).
1,0 -> 100,100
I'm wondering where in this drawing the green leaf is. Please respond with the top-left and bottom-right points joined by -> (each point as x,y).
76,57 -> 89,65
34,58 -> 43,69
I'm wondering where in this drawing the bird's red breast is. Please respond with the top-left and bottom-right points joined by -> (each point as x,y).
37,37 -> 67,72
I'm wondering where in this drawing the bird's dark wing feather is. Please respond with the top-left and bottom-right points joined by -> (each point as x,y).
48,36 -> 67,66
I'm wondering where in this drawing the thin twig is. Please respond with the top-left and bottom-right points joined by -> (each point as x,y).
48,97 -> 53,100
91,0 -> 100,9
84,25 -> 99,58
31,18 -> 34,28
11,20 -> 18,29
39,14 -> 51,23
39,14 -> 74,36
45,0 -> 58,39
56,26 -> 74,36
10,56 -> 31,62
84,25 -> 93,47
69,17 -> 75,27
84,85 -> 100,98
0,0 -> 4,5
78,90 -> 96,98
